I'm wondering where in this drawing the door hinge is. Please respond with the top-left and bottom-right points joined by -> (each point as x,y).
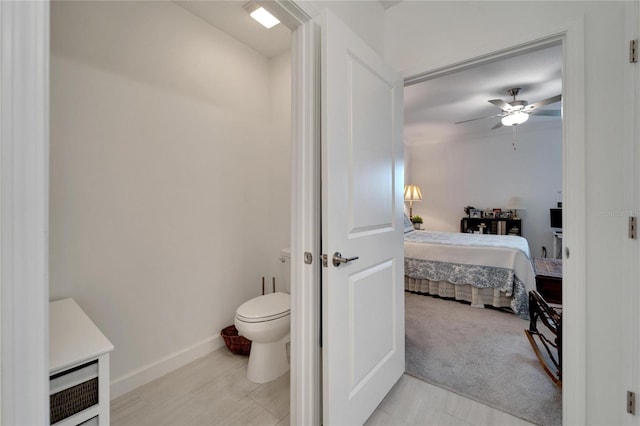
322,254 -> 328,268
628,391 -> 636,415
629,216 -> 637,239
630,39 -> 638,64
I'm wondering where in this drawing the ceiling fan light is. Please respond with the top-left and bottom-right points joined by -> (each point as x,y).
501,111 -> 529,126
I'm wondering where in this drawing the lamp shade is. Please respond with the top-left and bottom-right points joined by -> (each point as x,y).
506,196 -> 523,210
404,184 -> 423,201
501,111 -> 529,126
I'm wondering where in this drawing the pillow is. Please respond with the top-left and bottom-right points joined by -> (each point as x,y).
403,213 -> 414,233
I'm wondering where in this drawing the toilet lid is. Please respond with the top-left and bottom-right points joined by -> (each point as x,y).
236,292 -> 290,323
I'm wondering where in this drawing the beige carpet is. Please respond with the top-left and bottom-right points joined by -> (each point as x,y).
405,291 -> 562,426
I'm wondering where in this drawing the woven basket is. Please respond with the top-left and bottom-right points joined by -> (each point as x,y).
221,325 -> 251,356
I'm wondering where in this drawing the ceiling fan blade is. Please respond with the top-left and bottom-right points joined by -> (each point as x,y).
491,121 -> 503,130
488,99 -> 513,111
525,94 -> 562,111
455,114 -> 501,125
530,109 -> 561,117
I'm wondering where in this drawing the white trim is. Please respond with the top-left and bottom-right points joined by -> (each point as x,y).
259,1 -> 322,424
110,335 -> 224,399
289,9 -> 322,426
560,17 -> 587,426
400,18 -> 587,425
254,3 -> 323,423
0,1 -> 50,424
623,1 -> 640,425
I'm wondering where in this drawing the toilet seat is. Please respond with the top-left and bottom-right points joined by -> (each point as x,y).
236,292 -> 290,323
236,310 -> 290,323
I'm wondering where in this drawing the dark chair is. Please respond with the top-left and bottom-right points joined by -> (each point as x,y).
524,290 -> 562,387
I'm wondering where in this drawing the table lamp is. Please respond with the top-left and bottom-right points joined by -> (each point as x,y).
507,196 -> 524,219
404,184 -> 423,218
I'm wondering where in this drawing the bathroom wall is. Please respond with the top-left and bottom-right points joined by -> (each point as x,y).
49,1 -> 290,396
406,123 -> 562,259
268,50 -> 293,274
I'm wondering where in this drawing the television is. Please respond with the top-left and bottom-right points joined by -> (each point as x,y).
550,208 -> 562,229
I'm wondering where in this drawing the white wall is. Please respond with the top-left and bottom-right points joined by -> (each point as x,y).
49,1 -> 290,395
306,0 -> 385,54
268,50 -> 293,271
407,124 -> 562,258
384,1 -> 631,423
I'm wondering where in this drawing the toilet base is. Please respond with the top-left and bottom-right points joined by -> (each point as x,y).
247,335 -> 289,383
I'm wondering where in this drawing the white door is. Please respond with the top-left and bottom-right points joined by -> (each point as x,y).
321,10 -> 405,426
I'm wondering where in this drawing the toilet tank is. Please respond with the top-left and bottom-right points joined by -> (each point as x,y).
280,248 -> 291,293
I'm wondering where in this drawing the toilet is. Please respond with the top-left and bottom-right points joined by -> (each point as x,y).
234,248 -> 291,383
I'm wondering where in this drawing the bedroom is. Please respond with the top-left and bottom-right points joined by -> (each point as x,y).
401,42 -> 563,425
404,43 -> 563,260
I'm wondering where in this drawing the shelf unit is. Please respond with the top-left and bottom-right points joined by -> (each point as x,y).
460,217 -> 522,236
50,299 -> 114,426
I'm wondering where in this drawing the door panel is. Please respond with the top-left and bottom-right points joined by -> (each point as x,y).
349,55 -> 395,233
350,260 -> 395,389
321,9 -> 404,426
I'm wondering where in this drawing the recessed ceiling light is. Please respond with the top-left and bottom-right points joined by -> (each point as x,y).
249,6 -> 280,29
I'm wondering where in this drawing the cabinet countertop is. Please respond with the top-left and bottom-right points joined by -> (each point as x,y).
50,298 -> 114,374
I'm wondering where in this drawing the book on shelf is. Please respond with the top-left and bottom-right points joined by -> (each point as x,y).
497,221 -> 506,235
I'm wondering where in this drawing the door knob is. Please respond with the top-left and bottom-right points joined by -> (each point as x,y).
332,252 -> 359,267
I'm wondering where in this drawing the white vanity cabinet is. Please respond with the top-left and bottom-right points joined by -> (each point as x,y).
50,299 -> 114,426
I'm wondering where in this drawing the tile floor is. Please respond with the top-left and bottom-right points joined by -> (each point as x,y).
365,374 -> 535,426
111,348 -> 290,426
111,347 -> 535,426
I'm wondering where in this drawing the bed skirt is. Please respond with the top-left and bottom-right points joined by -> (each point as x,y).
405,276 -> 513,310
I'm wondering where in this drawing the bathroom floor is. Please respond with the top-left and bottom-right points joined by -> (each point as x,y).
111,348 -> 290,426
112,346 -> 533,426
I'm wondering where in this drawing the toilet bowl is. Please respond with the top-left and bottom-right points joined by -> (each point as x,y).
234,249 -> 291,383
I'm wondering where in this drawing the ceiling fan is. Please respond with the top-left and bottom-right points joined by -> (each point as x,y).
455,88 -> 561,130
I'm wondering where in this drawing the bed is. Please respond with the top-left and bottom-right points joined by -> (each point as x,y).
404,220 -> 536,319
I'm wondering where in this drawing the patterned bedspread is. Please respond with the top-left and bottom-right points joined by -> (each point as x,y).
404,231 -> 536,318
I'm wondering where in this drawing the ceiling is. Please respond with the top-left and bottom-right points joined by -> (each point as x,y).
176,1 -> 562,145
175,1 -> 404,58
175,1 -> 292,58
404,44 -> 563,145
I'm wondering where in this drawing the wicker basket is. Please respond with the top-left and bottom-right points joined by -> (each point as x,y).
221,325 -> 251,356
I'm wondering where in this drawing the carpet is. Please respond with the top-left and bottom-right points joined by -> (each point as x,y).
405,292 -> 562,426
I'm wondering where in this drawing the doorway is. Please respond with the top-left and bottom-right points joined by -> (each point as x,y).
288,8 -> 586,425
49,0 -> 293,423
401,42 -> 563,425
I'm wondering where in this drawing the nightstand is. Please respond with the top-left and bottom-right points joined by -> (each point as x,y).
533,258 -> 562,304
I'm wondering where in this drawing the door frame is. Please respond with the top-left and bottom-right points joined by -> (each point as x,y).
1,1 -> 51,424
279,2 -> 322,425
623,2 -> 640,425
401,18 -> 586,425
289,7 -> 589,426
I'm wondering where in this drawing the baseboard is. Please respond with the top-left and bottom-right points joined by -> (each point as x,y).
110,335 -> 224,399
